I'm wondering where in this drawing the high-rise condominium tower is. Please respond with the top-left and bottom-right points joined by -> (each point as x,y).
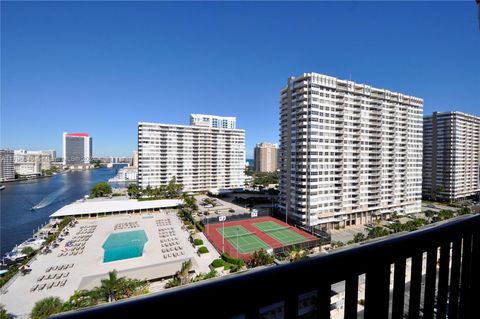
254,143 -> 278,172
190,114 -> 236,129
138,116 -> 245,192
423,112 -> 480,201
0,149 -> 15,181
279,73 -> 423,229
63,133 -> 92,165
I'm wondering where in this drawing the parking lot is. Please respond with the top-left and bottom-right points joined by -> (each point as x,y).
193,195 -> 251,221
330,225 -> 368,243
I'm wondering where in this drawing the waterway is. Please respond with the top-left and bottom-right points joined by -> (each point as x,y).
0,166 -> 122,255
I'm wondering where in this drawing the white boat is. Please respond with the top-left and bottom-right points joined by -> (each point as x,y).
0,185 -> 5,191
3,250 -> 27,263
16,237 -> 45,251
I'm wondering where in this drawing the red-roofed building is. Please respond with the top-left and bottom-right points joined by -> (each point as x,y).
63,132 -> 92,166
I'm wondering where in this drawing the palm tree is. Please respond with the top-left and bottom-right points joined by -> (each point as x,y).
31,297 -> 63,319
179,259 -> 192,285
62,290 -> 99,311
98,271 -> 124,302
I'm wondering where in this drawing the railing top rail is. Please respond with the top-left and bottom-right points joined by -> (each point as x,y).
52,214 -> 480,319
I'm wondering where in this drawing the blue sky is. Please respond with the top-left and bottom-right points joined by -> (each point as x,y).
2,2 -> 479,158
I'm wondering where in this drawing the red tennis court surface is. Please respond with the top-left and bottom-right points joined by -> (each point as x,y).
204,216 -> 319,261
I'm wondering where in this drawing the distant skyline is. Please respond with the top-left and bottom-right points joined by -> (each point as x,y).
2,2 -> 479,158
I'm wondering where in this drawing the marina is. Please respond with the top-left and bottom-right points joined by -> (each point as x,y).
0,166 -> 120,256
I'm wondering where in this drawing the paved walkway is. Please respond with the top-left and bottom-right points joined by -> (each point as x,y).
330,225 -> 368,243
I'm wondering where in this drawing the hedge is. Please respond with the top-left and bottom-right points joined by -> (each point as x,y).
193,239 -> 203,246
221,253 -> 245,267
198,246 -> 209,254
211,259 -> 225,268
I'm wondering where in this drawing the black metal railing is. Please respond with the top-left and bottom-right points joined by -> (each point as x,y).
52,214 -> 480,319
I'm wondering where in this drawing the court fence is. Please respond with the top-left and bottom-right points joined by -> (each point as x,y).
201,210 -> 271,225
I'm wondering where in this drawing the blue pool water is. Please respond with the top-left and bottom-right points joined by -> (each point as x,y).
102,230 -> 148,263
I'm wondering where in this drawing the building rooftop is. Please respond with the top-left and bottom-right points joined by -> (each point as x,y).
50,199 -> 183,218
64,133 -> 90,137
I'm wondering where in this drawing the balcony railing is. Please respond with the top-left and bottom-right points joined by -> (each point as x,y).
53,215 -> 479,319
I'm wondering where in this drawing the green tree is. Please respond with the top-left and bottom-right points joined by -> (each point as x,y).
164,277 -> 181,288
367,227 -> 390,239
62,290 -> 98,311
0,305 -> 8,319
31,297 -> 63,319
249,249 -> 274,267
90,182 -> 112,198
424,210 -> 436,223
97,270 -> 123,302
458,206 -> 471,215
127,184 -> 139,199
144,185 -> 153,197
252,172 -> 279,187
353,233 -> 366,243
21,246 -> 35,256
287,246 -> 309,262
165,177 -> 183,198
182,194 -> 198,212
165,259 -> 193,288
179,259 -> 192,285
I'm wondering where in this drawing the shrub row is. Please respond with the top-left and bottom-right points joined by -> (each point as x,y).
198,246 -> 209,254
211,259 -> 225,268
221,253 -> 245,267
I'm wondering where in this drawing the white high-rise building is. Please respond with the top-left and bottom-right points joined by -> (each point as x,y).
138,117 -> 245,192
190,114 -> 236,129
0,149 -> 15,181
423,112 -> 480,201
279,73 -> 423,229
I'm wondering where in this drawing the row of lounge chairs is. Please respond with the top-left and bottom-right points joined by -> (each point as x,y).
163,251 -> 185,259
158,232 -> 176,238
162,245 -> 183,253
38,272 -> 69,282
114,221 -> 139,230
58,249 -> 83,257
77,225 -> 97,235
161,240 -> 180,247
156,219 -> 172,227
30,279 -> 67,292
46,263 -> 73,272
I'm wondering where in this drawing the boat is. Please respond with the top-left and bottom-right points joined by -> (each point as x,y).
3,250 -> 27,264
0,185 -> 5,191
16,237 -> 45,251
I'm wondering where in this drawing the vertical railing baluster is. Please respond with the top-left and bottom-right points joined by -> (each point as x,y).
448,237 -> 462,318
470,232 -> 480,319
459,233 -> 472,318
392,259 -> 406,319
284,293 -> 299,319
364,264 -> 390,318
408,253 -> 423,317
316,284 -> 331,319
423,247 -> 438,319
344,276 -> 359,319
437,242 -> 451,319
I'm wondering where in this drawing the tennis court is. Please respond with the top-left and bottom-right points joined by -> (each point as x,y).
253,221 -> 308,245
218,225 -> 270,254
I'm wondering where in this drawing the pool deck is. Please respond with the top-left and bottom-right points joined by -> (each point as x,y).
1,211 -> 218,317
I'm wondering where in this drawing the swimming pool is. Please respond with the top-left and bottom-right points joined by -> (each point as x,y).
102,230 -> 148,263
